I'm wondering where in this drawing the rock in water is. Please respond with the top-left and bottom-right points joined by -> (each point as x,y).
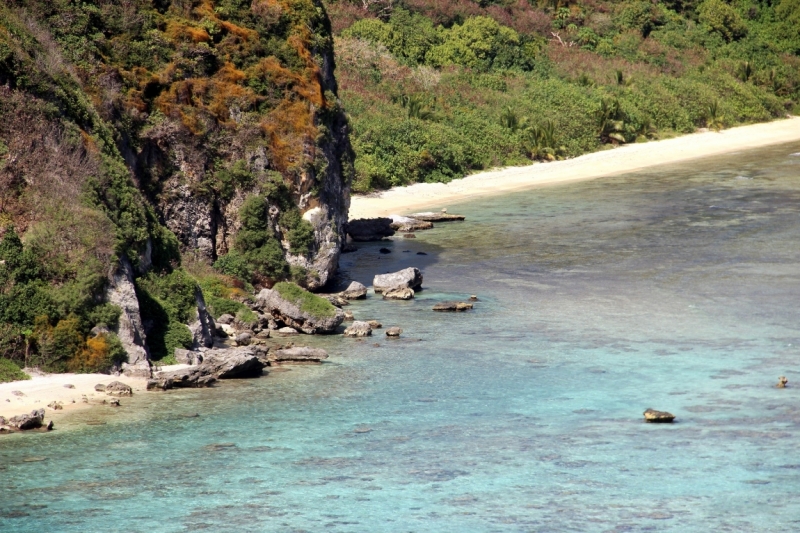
155,347 -> 265,387
388,215 -> 434,232
409,212 -> 466,222
323,294 -> 350,307
432,301 -> 474,311
383,288 -> 415,300
386,327 -> 402,337
270,347 -> 329,364
277,327 -> 300,336
373,267 -> 423,293
105,381 -> 133,396
343,310 -> 355,321
341,281 -> 368,300
344,321 -> 372,337
368,320 -> 382,329
254,285 -> 344,334
643,409 -> 676,423
777,376 -> 788,388
344,218 -> 395,241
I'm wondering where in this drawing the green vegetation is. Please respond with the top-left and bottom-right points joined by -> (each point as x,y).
328,0 -> 800,191
135,269 -> 198,362
0,357 -> 29,383
273,281 -> 338,318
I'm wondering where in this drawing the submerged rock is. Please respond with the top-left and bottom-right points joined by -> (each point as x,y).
344,218 -> 395,241
373,267 -> 423,293
344,321 -> 372,337
432,301 -> 474,311
643,408 -> 676,423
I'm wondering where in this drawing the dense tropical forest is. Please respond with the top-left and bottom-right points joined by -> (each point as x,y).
325,0 -> 800,191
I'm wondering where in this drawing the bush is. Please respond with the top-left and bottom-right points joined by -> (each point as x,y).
0,357 -> 29,383
67,333 -> 127,374
273,282 -> 337,318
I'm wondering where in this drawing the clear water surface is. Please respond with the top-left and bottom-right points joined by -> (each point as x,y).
2,142 -> 800,532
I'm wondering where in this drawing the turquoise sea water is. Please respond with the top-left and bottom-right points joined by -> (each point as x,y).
2,142 -> 800,532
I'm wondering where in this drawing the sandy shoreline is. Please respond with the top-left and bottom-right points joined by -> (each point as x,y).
349,117 -> 800,219
0,366 -> 189,422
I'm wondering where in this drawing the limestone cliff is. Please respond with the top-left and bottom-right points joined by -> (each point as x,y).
0,0 -> 353,371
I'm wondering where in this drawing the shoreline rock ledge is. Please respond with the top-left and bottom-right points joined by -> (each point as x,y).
643,409 -> 676,423
373,267 -> 423,294
151,347 -> 265,389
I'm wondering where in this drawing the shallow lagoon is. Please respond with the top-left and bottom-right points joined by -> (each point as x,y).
2,142 -> 800,532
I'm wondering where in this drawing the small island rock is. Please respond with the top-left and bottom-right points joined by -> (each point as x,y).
344,321 -> 373,337
373,267 -> 423,293
432,301 -> 474,311
777,376 -> 788,388
270,347 -> 329,364
643,408 -> 676,423
386,327 -> 402,337
341,281 -> 368,300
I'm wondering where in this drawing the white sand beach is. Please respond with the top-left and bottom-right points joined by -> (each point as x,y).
349,117 -> 800,219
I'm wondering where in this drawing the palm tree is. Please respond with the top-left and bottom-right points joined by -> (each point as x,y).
706,100 -> 724,131
523,119 -> 566,161
500,106 -> 521,132
595,98 -> 627,143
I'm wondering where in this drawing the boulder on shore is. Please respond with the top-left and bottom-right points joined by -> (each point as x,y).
270,347 -> 329,364
341,281 -> 367,300
383,287 -> 414,300
105,381 -> 133,396
7,409 -> 46,430
254,285 -> 344,334
432,301 -> 474,311
344,321 -> 372,337
373,267 -> 423,293
154,347 -> 265,388
344,218 -> 395,241
643,408 -> 675,423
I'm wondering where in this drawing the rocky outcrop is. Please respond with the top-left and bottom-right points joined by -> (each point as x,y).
373,267 -> 423,293
383,288 -> 414,300
323,294 -> 350,307
191,285 -> 216,349
106,256 -> 149,365
174,349 -> 204,365
345,218 -> 395,241
344,321 -> 372,337
341,281 -> 367,300
269,347 -> 329,364
643,409 -> 675,423
389,215 -> 434,232
254,288 -> 344,334
6,409 -> 46,430
409,212 -> 466,222
154,347 -> 265,388
432,301 -> 474,311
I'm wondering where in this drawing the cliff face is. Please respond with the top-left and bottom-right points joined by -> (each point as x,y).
0,0 -> 353,371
